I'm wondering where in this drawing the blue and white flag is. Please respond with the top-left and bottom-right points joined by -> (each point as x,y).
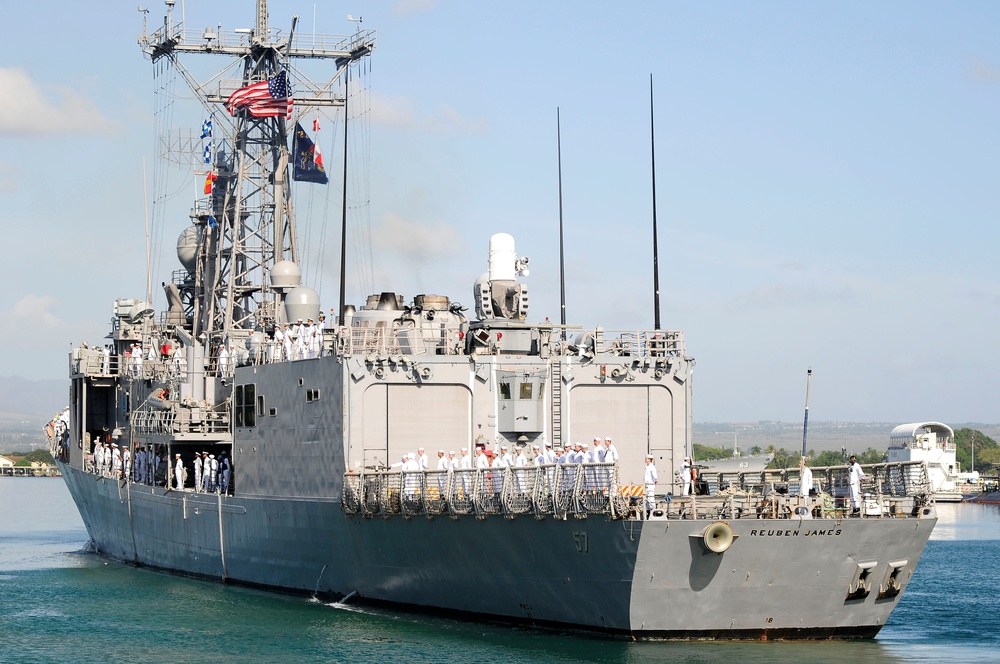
204,142 -> 213,164
201,117 -> 213,139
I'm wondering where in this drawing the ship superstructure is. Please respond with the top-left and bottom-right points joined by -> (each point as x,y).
54,0 -> 937,640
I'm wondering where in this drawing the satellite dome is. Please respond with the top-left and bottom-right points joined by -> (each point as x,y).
176,226 -> 199,272
285,286 -> 320,323
271,261 -> 302,290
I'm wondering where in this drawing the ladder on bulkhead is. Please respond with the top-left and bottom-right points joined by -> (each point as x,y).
551,360 -> 562,448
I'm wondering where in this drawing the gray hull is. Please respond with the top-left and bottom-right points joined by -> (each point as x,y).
60,462 -> 935,639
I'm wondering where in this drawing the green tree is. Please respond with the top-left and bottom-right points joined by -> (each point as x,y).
954,428 -> 998,473
12,449 -> 54,466
811,450 -> 847,467
749,445 -> 762,456
693,443 -> 735,461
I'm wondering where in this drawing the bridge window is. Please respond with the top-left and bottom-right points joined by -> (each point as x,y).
235,383 -> 256,428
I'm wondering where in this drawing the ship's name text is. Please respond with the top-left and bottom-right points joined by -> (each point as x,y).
748,528 -> 843,538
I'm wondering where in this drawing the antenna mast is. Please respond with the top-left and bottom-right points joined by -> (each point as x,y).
650,74 -> 661,330
557,108 -> 567,336
138,0 -> 375,341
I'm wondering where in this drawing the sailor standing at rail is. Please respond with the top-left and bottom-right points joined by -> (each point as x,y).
532,444 -> 543,466
514,445 -> 528,493
799,457 -> 814,498
306,318 -> 321,358
543,441 -> 555,464
111,444 -> 122,479
272,324 -> 285,361
205,454 -> 217,493
122,446 -> 131,481
282,323 -> 293,361
644,454 -> 658,518
848,455 -> 865,514
217,345 -> 230,377
447,450 -> 459,470
193,451 -> 202,493
681,456 -> 693,495
402,452 -> 420,497
174,453 -> 184,490
417,447 -> 429,471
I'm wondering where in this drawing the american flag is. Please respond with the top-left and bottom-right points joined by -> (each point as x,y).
226,70 -> 293,120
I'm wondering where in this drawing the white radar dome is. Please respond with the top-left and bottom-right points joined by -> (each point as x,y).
176,226 -> 199,272
271,261 -> 302,291
285,286 -> 320,323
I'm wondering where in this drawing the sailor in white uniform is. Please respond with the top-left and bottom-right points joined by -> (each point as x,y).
217,346 -> 230,377
122,446 -> 131,481
282,323 -> 293,361
416,447 -> 429,471
273,325 -> 285,361
454,447 -> 471,496
799,456 -> 814,498
174,453 -> 184,490
193,452 -> 203,493
681,456 -> 693,496
205,454 -> 217,492
111,443 -> 122,480
848,455 -> 865,512
513,446 -> 528,493
402,452 -> 420,497
644,455 -> 658,517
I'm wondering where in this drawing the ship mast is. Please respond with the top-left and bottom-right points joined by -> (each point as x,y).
139,0 -> 375,343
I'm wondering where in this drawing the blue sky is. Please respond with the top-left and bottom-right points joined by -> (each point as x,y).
1,1 -> 998,424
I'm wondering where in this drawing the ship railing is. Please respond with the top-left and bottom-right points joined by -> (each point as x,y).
682,460 -> 934,520
342,463 -> 626,520
593,329 -> 685,358
71,346 -> 123,378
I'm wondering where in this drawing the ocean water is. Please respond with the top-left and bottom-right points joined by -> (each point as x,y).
1,479 -> 997,664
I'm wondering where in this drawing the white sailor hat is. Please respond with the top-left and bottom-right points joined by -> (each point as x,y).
605,437 -> 612,442
532,444 -> 540,450
418,447 -> 425,451
461,447 -> 468,452
209,454 -> 215,459
501,444 -> 508,449
593,436 -> 601,442
581,442 -> 589,448
646,454 -> 654,460
448,450 -> 456,455
407,453 -> 415,459
544,441 -> 552,447
438,449 -> 445,454
175,453 -> 181,457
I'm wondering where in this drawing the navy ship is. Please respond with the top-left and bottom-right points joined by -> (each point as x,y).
54,0 -> 937,640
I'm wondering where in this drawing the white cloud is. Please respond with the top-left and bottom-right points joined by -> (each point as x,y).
371,92 -> 487,135
1,294 -> 62,345
0,67 -> 114,136
373,212 -> 465,262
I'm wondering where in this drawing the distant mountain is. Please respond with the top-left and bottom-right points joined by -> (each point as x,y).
0,375 -> 68,422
